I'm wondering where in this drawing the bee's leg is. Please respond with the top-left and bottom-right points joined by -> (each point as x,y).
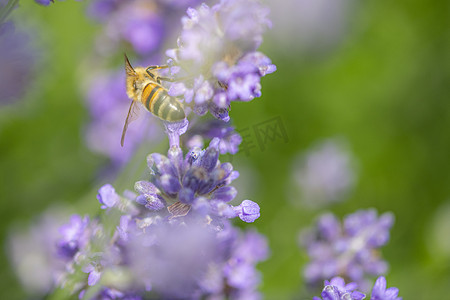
146,65 -> 170,79
146,65 -> 169,72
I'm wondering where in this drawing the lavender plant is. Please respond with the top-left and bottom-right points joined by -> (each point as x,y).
9,1 -> 274,299
313,276 -> 402,300
300,209 -> 395,292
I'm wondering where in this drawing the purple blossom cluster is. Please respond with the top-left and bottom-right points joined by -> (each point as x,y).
36,183 -> 268,299
314,276 -> 402,300
7,208 -> 71,295
184,119 -> 243,155
292,138 -> 357,208
135,137 -> 260,223
166,0 -> 276,122
300,209 -> 395,291
86,0 -> 202,56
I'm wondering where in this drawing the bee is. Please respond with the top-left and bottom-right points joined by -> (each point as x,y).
121,54 -> 185,146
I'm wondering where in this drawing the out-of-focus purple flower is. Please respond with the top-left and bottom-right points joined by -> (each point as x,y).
292,138 -> 357,208
135,138 -> 260,223
127,220 -> 268,299
0,22 -> 37,105
84,71 -> 162,165
166,0 -> 276,121
184,119 -> 242,155
87,0 -> 202,56
370,276 -> 402,300
57,214 -> 91,260
313,277 -> 365,300
267,0 -> 355,54
7,208 -> 71,295
300,209 -> 394,292
127,221 -> 218,298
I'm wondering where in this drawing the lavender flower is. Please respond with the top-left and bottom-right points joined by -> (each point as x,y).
126,220 -> 268,299
0,22 -> 36,105
21,185 -> 267,299
370,276 -> 402,300
184,119 -> 242,155
292,138 -> 357,208
7,208 -> 71,295
136,138 -> 260,222
300,209 -> 394,291
313,276 -> 402,300
87,0 -> 202,56
313,277 -> 365,300
166,0 -> 276,121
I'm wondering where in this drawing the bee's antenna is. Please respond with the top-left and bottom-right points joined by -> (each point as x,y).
124,53 -> 136,76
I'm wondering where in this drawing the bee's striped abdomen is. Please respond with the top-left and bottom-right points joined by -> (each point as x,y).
142,83 -> 185,121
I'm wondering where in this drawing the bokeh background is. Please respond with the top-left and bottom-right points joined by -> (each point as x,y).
1,0 -> 449,299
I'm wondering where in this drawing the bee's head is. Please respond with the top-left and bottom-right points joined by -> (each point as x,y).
124,54 -> 144,100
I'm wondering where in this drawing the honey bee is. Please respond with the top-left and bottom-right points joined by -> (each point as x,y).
121,54 -> 185,146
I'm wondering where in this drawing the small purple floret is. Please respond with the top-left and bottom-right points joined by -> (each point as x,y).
370,276 -> 402,300
97,184 -> 120,209
234,200 -> 261,223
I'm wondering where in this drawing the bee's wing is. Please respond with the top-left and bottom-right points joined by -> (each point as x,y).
121,100 -> 141,147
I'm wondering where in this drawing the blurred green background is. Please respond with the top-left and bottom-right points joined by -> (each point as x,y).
1,0 -> 449,299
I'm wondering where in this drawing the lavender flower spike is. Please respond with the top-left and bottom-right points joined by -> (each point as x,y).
166,0 -> 276,121
134,138 -> 260,223
301,209 -> 394,291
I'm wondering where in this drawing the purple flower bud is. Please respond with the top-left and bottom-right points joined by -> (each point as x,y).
211,186 -> 237,203
234,200 -> 261,223
135,194 -> 166,211
134,181 -> 159,195
97,184 -> 120,209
